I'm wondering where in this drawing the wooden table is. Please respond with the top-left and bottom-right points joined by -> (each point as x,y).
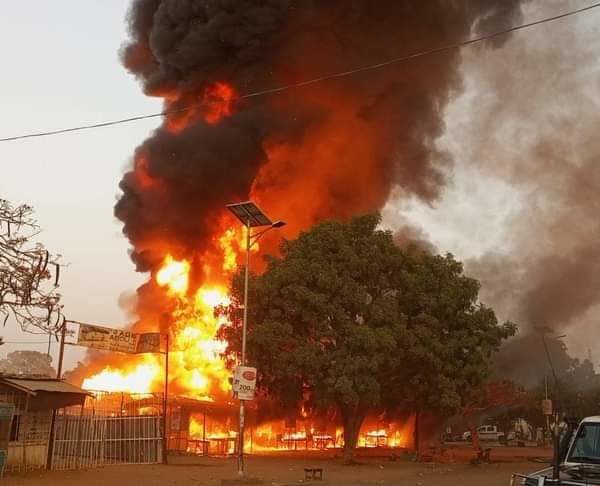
187,439 -> 209,456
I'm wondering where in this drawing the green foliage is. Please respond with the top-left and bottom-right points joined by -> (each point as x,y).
0,350 -> 56,377
218,213 -> 514,455
525,358 -> 600,421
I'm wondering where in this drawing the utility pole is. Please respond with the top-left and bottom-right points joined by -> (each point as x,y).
47,320 -> 66,470
163,332 -> 169,465
56,320 -> 67,379
541,332 -> 566,481
545,376 -> 550,440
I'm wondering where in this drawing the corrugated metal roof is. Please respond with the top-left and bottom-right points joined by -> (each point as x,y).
0,377 -> 88,396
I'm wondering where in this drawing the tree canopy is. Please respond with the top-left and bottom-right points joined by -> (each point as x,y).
0,199 -> 63,334
219,213 -> 515,460
0,350 -> 56,377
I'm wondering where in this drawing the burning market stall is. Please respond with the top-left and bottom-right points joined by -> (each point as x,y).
0,375 -> 88,473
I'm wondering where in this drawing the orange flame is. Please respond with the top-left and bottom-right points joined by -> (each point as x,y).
83,249 -> 235,398
165,81 -> 237,133
81,359 -> 160,393
156,255 -> 190,296
203,82 -> 236,125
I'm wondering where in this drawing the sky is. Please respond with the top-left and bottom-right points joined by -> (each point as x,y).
0,2 -> 160,369
1,1 -> 599,371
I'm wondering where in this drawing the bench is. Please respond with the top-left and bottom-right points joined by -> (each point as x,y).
304,467 -> 323,480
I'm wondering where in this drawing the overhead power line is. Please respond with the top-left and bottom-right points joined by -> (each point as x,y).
1,1 -> 599,143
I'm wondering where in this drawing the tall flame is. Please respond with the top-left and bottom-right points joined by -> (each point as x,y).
156,255 -> 190,296
82,361 -> 160,394
83,247 -> 236,398
81,82 -> 247,399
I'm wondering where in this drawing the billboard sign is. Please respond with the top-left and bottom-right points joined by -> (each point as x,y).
135,332 -> 162,354
78,324 -> 137,353
232,366 -> 257,401
77,324 -> 163,354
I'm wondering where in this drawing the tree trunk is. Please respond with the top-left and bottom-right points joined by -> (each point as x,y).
341,405 -> 366,464
466,420 -> 481,452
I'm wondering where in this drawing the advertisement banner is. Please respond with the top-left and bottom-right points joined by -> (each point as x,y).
135,332 -> 162,354
77,324 -> 163,354
77,324 -> 137,353
232,366 -> 257,401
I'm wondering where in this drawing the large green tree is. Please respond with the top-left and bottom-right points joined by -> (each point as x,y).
0,350 -> 56,377
219,214 -> 514,461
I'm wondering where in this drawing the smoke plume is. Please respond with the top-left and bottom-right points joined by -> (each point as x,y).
116,0 -> 527,278
387,0 -> 600,383
461,1 -> 600,339
73,1 -> 536,390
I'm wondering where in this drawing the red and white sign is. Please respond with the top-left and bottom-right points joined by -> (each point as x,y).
233,366 -> 257,401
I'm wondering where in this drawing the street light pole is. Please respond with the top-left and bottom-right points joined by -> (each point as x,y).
242,217 -> 250,367
238,217 -> 251,476
226,201 -> 285,478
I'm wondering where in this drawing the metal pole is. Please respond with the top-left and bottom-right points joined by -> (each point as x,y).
47,321 -> 66,470
163,333 -> 169,465
238,218 -> 251,477
57,320 -> 66,379
242,218 -> 250,368
541,334 -> 563,479
545,376 -> 550,443
553,411 -> 560,480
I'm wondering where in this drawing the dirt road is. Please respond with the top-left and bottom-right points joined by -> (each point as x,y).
3,455 -> 544,486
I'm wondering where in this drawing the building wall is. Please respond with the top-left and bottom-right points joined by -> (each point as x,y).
0,390 -> 52,472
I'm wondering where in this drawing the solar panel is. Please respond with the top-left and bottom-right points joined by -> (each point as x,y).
226,201 -> 273,227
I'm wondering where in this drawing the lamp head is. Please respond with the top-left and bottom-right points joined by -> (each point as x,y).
271,220 -> 286,229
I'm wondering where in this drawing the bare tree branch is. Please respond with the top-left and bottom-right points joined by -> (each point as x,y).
0,198 -> 63,334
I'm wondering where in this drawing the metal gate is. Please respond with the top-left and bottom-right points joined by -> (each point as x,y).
52,392 -> 163,470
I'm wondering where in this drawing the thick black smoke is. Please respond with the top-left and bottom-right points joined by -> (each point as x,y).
116,0 -> 528,276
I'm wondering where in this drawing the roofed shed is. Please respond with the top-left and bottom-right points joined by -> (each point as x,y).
0,375 -> 88,472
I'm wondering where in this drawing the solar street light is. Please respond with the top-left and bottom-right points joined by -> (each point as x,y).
225,201 -> 285,477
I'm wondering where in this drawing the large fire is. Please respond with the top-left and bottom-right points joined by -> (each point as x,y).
82,251 -> 234,397
81,81 -> 259,400
82,241 -> 238,398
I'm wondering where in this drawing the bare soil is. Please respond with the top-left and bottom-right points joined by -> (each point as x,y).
3,452 -> 549,486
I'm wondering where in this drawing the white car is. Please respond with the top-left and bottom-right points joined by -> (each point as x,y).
462,425 -> 506,442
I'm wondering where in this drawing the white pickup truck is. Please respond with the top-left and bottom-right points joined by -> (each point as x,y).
512,416 -> 600,485
462,425 -> 507,442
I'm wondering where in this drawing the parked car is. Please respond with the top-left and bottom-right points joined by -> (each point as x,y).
462,425 -> 507,442
511,416 -> 599,485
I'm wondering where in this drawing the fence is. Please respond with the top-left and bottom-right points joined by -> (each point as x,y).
51,391 -> 164,470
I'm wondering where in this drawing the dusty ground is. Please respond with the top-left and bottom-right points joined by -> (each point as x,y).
3,453 -> 548,486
